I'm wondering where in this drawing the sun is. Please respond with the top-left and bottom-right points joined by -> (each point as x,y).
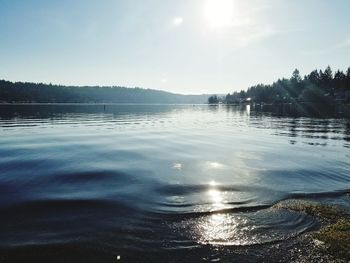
203,0 -> 234,28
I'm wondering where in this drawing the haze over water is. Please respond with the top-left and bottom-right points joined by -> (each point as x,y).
0,104 -> 349,262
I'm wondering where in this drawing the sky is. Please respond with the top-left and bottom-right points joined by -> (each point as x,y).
0,0 -> 350,94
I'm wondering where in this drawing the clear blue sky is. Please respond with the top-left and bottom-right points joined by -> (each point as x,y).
0,0 -> 349,94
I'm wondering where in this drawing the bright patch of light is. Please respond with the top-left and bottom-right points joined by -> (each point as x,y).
200,214 -> 237,244
172,162 -> 182,170
209,180 -> 217,186
246,104 -> 251,115
208,189 -> 223,204
203,0 -> 234,28
173,17 -> 183,26
193,213 -> 254,246
206,161 -> 225,169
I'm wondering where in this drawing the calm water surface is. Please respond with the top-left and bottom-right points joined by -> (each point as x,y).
0,104 -> 349,262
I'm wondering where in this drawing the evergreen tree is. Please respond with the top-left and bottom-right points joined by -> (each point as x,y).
291,69 -> 302,82
346,67 -> 350,91
223,67 -> 349,105
307,70 -> 321,85
334,70 -> 346,92
320,66 -> 333,95
291,69 -> 304,97
208,95 -> 219,104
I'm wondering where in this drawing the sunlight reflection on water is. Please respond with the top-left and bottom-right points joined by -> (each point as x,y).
208,188 -> 224,208
191,182 -> 251,245
246,104 -> 251,115
206,161 -> 225,169
184,181 -> 260,246
172,162 -> 182,171
195,213 -> 254,246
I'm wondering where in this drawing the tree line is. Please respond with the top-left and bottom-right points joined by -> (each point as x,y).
0,80 -> 208,104
209,66 -> 350,104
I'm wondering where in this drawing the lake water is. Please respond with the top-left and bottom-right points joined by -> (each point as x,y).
0,104 -> 349,262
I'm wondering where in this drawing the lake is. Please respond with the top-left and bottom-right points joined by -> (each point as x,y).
0,104 -> 349,262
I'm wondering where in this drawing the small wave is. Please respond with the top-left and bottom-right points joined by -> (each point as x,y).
169,205 -> 317,248
0,198 -> 136,214
50,170 -> 134,184
286,189 -> 350,200
153,204 -> 273,220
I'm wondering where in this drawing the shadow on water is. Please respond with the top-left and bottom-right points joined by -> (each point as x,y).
0,104 -> 179,121
249,102 -> 350,118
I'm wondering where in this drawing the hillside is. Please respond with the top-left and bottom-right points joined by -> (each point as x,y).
0,80 -> 209,104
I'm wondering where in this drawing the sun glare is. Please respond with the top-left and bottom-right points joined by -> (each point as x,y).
173,17 -> 183,26
203,0 -> 234,28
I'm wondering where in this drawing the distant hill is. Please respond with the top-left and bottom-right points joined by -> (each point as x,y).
0,80 -> 209,104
